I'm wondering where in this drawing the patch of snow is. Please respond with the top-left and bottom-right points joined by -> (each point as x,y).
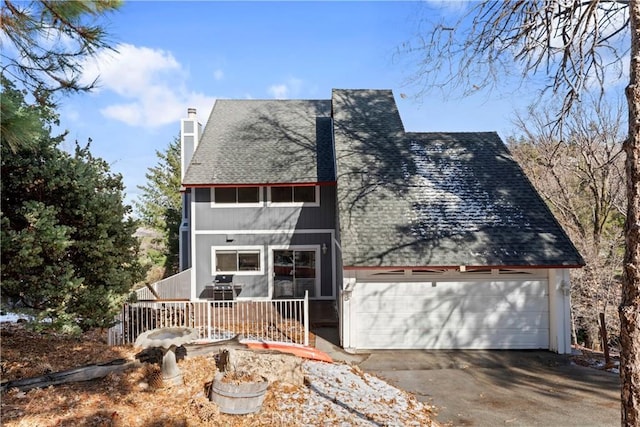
274,361 -> 435,426
407,140 -> 526,238
0,312 -> 32,323
0,311 -> 52,323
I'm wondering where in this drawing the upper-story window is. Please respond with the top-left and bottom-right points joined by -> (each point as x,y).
268,185 -> 319,206
211,186 -> 262,207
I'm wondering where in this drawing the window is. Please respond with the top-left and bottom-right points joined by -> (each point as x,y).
268,185 -> 318,205
271,186 -> 292,203
211,187 -> 261,207
212,246 -> 263,275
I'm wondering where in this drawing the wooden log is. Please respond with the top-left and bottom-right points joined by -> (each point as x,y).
182,335 -> 248,358
0,359 -> 141,392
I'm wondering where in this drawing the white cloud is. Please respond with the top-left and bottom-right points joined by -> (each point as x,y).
268,84 -> 289,99
78,43 -> 215,128
424,0 -> 472,13
267,77 -> 304,99
213,69 -> 224,81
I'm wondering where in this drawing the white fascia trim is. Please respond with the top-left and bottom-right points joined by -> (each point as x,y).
331,238 -> 336,299
333,237 -> 342,253
354,268 -> 548,281
190,195 -> 197,301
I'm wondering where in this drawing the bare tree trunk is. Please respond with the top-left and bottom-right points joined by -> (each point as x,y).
622,2 -> 640,425
145,282 -> 161,300
571,308 -> 578,347
600,312 -> 611,366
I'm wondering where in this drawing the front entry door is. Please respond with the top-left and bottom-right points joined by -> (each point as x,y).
273,249 -> 317,298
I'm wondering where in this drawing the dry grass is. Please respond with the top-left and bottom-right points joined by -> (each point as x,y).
0,322 -> 299,426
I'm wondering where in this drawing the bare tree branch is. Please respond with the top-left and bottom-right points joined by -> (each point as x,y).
403,0 -> 629,129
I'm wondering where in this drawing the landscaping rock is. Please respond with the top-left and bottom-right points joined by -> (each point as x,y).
223,348 -> 304,386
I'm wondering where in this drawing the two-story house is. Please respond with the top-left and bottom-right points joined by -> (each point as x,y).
179,98 -> 337,302
176,89 -> 584,354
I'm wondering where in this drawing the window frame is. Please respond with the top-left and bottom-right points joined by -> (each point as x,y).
210,186 -> 263,208
211,245 -> 264,275
266,185 -> 320,207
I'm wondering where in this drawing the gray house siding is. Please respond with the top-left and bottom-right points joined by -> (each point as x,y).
193,233 -> 334,299
193,186 -> 336,230
192,185 -> 337,300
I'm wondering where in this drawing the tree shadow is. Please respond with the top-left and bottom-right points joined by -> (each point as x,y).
332,89 -> 582,267
213,99 -> 333,185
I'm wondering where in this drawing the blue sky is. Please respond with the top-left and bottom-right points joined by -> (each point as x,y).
49,1 -> 622,209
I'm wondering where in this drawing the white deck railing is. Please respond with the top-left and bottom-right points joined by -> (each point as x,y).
135,268 -> 191,301
107,293 -> 309,347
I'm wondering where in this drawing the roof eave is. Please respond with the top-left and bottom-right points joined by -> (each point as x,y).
343,263 -> 585,270
182,181 -> 337,188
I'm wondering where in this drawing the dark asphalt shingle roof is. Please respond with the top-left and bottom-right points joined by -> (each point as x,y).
183,89 -> 583,268
183,99 -> 334,185
332,89 -> 584,267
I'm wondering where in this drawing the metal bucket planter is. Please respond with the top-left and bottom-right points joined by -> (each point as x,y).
209,372 -> 269,414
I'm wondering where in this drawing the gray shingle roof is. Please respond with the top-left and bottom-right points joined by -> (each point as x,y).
332,89 -> 584,267
183,89 -> 583,268
183,99 -> 334,185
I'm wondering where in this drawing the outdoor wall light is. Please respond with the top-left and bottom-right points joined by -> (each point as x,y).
322,243 -> 328,255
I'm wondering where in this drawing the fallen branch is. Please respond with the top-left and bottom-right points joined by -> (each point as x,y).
182,335 -> 248,358
0,359 -> 141,392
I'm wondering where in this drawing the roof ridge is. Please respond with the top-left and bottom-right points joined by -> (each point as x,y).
214,98 -> 329,102
406,131 -> 499,135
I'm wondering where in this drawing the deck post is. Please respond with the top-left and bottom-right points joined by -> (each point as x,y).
207,301 -> 212,340
304,291 -> 310,346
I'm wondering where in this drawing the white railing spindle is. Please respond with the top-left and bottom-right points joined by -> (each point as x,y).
107,296 -> 309,347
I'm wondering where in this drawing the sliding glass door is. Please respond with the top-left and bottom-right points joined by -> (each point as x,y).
273,248 -> 317,298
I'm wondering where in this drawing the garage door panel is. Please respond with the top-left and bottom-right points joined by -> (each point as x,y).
359,280 -> 548,298
357,328 -> 549,349
351,280 -> 549,350
357,310 -> 549,330
356,294 -> 548,313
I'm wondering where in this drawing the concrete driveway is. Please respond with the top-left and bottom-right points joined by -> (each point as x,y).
357,350 -> 620,427
314,328 -> 620,426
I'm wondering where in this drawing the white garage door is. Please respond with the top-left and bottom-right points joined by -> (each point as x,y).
351,280 -> 549,350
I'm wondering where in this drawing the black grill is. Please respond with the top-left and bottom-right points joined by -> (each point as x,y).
212,275 -> 235,300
